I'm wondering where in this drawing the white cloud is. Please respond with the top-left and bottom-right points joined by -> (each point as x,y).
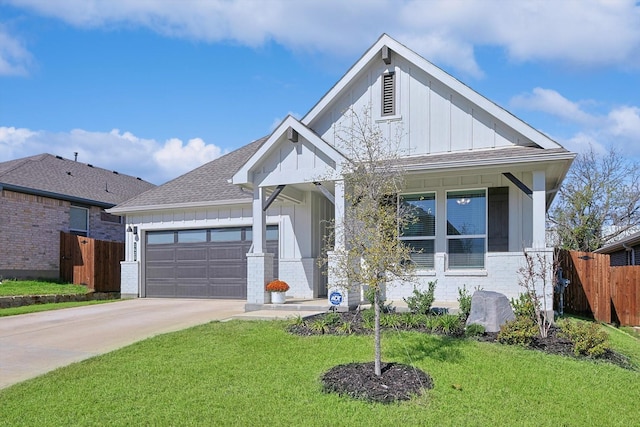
513,88 -> 640,157
0,25 -> 33,76
510,88 -> 597,125
0,126 -> 224,184
607,106 -> 640,140
153,137 -> 223,174
4,0 -> 640,77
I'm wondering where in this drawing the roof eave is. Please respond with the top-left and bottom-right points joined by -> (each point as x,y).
107,198 -> 252,215
0,183 -> 115,209
402,151 -> 577,173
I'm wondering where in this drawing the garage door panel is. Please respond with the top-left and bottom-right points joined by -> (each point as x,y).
176,266 -> 208,279
146,266 -> 176,280
209,282 -> 246,298
146,247 -> 175,261
176,247 -> 208,261
176,283 -> 209,298
209,245 -> 247,259
146,283 -> 178,297
145,227 -> 277,299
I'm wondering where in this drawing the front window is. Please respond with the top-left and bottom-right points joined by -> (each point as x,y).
447,189 -> 486,269
400,193 -> 436,269
69,206 -> 88,236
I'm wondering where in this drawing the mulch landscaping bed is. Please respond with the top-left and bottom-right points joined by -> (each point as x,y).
289,310 -> 635,403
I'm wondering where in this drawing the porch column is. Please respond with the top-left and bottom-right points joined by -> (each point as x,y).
246,186 -> 273,305
252,186 -> 266,253
532,170 -> 546,249
327,179 -> 359,310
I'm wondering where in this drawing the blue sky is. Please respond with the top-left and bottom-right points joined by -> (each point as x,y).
1,0 -> 639,184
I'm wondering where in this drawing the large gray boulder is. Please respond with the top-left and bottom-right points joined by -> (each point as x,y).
465,290 -> 515,333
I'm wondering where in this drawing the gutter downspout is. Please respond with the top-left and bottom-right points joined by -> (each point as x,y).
622,242 -> 636,265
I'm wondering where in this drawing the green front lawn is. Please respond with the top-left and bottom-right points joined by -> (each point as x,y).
0,280 -> 88,296
0,321 -> 638,426
0,300 -> 119,317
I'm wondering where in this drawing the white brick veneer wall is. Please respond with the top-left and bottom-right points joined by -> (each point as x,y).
277,258 -> 317,298
247,253 -> 274,304
385,251 -> 529,306
120,261 -> 139,297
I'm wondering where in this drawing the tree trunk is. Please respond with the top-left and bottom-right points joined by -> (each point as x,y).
374,288 -> 381,376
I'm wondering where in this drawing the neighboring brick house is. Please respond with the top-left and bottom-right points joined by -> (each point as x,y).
595,231 -> 640,266
0,153 -> 155,279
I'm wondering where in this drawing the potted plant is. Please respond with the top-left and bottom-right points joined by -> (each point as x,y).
266,279 -> 289,304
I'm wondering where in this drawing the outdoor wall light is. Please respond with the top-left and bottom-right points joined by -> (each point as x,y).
127,225 -> 133,233
127,226 -> 138,235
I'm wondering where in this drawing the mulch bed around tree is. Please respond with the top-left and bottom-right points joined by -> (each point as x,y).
321,361 -> 433,404
289,310 -> 635,403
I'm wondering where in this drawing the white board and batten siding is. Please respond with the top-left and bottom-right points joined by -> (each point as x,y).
310,54 -> 535,157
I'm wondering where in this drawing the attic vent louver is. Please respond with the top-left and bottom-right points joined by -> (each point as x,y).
382,71 -> 395,116
113,170 -> 119,175
55,155 -> 63,160
382,46 -> 391,64
87,164 -> 93,168
287,127 -> 298,143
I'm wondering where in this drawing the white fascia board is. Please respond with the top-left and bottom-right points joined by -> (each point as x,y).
402,151 -> 576,174
106,198 -> 252,215
231,115 -> 346,185
302,33 -> 562,151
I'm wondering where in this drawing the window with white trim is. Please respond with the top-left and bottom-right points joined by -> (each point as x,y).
446,189 -> 486,269
400,193 -> 436,269
69,206 -> 89,237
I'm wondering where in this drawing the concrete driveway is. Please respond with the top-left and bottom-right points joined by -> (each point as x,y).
0,298 -> 245,389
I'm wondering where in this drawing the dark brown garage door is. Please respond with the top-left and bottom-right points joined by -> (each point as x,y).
145,226 -> 278,298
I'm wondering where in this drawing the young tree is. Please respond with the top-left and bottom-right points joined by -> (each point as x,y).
324,107 -> 416,377
549,146 -> 640,251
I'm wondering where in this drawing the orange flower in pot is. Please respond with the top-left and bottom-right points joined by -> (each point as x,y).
266,279 -> 289,304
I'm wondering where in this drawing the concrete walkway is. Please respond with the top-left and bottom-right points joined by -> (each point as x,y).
0,298 -> 247,389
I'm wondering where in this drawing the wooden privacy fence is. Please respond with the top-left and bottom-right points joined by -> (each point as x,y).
557,249 -> 640,326
60,232 -> 123,292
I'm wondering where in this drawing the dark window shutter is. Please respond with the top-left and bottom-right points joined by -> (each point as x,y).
382,72 -> 395,116
488,187 -> 509,252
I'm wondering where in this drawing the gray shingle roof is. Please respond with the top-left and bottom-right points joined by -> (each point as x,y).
111,137 -> 267,212
0,153 -> 155,207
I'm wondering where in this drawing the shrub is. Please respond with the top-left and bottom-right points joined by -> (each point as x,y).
511,292 -> 536,321
361,309 -> 375,330
465,323 -> 486,337
363,287 -> 395,313
424,315 -> 439,332
399,312 -> 422,328
558,319 -> 611,357
434,314 -> 463,336
380,313 -> 401,328
324,312 -> 342,327
310,318 -> 329,334
336,321 -> 354,335
403,281 -> 436,315
289,315 -> 304,327
457,285 -> 472,319
497,317 -> 538,346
